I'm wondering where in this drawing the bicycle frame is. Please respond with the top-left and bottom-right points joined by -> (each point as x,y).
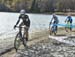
51,25 -> 57,32
49,24 -> 57,35
16,26 -> 26,38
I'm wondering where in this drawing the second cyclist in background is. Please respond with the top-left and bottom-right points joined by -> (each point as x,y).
49,13 -> 59,35
14,9 -> 30,41
65,13 -> 73,32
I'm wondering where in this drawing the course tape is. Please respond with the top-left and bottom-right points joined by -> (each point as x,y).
32,23 -> 75,28
50,24 -> 75,28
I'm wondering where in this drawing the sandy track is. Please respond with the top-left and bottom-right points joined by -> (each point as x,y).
1,28 -> 75,57
1,30 -> 49,57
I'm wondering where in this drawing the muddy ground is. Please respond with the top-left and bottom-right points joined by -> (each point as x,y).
1,28 -> 75,57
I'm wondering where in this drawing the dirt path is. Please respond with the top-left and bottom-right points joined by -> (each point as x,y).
1,28 -> 75,57
1,30 -> 49,57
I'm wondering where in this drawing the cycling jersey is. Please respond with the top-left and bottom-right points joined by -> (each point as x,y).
66,16 -> 72,23
19,14 -> 30,27
50,16 -> 59,24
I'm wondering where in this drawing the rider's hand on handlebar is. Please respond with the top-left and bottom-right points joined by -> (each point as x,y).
50,22 -> 52,25
14,25 -> 16,29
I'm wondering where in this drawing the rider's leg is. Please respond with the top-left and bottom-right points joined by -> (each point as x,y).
70,23 -> 72,31
24,26 -> 29,41
19,27 -> 22,39
19,22 -> 23,38
70,27 -> 72,31
65,23 -> 69,32
26,31 -> 29,41
56,25 -> 58,33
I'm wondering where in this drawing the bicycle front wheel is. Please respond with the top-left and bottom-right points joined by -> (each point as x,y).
14,33 -> 21,52
51,25 -> 57,35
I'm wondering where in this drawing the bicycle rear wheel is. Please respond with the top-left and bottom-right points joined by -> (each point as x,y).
14,33 -> 21,52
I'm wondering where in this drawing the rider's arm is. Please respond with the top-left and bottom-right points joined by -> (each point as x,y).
15,18 -> 20,26
16,15 -> 22,26
49,17 -> 53,30
65,18 -> 67,22
65,16 -> 68,22
28,17 -> 30,26
50,17 -> 53,24
14,18 -> 20,29
14,16 -> 21,29
27,15 -> 30,27
25,15 -> 30,27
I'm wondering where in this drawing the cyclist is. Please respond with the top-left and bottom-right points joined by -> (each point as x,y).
14,9 -> 30,41
49,14 -> 59,33
65,14 -> 73,32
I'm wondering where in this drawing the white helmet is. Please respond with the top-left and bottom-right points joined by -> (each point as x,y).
20,9 -> 26,14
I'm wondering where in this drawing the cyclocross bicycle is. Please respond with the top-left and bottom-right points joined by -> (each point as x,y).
65,21 -> 72,32
14,26 -> 28,52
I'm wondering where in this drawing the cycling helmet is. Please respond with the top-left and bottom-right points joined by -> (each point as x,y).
20,9 -> 26,14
